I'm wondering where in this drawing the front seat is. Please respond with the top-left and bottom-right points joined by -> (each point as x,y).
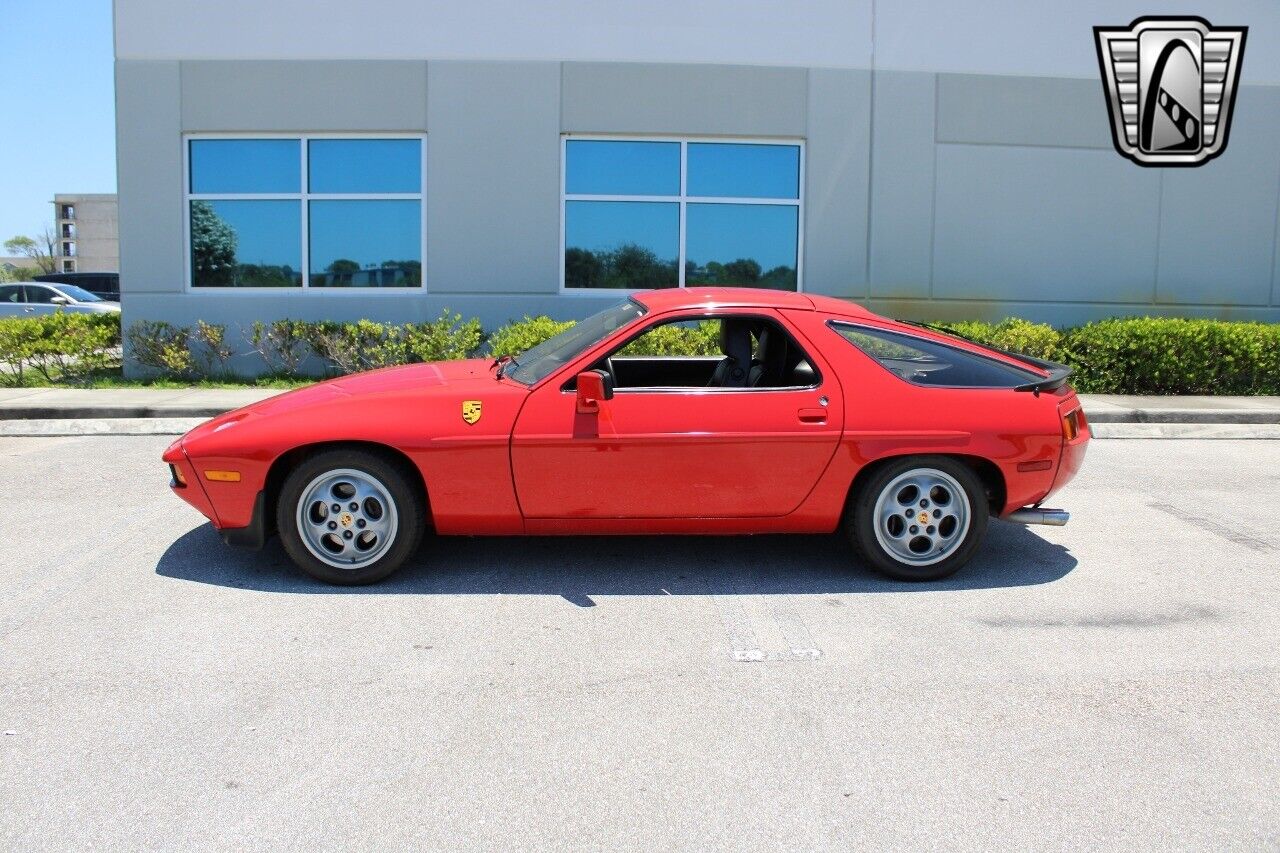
749,325 -> 789,387
708,319 -> 754,388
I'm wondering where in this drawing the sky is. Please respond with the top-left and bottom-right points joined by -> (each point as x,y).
0,0 -> 116,245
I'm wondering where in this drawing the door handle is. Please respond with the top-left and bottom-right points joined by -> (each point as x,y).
797,408 -> 827,423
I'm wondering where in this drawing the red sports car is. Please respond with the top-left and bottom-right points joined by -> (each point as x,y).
163,287 -> 1088,584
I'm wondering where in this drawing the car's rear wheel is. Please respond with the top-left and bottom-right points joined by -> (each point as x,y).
277,448 -> 424,585
844,456 -> 989,581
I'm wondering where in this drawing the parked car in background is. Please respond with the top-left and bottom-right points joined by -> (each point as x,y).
0,282 -> 122,316
33,272 -> 119,302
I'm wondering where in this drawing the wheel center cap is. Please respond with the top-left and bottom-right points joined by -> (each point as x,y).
339,512 -> 354,528
917,511 -> 930,524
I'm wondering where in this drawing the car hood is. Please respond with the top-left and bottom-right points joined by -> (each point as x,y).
180,358 -> 517,448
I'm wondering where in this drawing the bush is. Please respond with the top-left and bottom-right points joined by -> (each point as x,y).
300,312 -> 484,375
486,315 -> 576,357
302,319 -> 403,375
403,311 -> 483,363
1063,317 -> 1280,395
616,320 -> 720,356
105,310 -> 1280,396
245,319 -> 314,375
939,319 -> 1065,362
0,313 -> 120,386
127,320 -> 195,377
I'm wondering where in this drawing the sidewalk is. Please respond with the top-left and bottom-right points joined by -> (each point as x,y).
0,387 -> 278,420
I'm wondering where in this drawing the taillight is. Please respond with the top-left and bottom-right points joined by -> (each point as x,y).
1062,409 -> 1081,441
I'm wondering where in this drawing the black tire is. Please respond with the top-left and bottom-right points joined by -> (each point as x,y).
843,455 -> 989,582
276,448 -> 425,585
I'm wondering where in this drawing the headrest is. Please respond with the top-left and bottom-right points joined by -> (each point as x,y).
718,319 -> 753,387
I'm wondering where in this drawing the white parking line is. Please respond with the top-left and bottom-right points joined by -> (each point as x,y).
705,573 -> 821,662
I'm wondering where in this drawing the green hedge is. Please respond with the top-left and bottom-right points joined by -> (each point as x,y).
2,308 -> 1278,395
0,312 -> 121,386
933,317 -> 1280,395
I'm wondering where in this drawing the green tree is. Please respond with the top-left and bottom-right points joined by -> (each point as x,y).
189,201 -> 238,286
606,243 -> 677,289
720,258 -> 762,284
564,247 -> 604,288
4,231 -> 56,275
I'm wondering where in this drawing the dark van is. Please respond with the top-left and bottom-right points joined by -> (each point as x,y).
33,272 -> 119,302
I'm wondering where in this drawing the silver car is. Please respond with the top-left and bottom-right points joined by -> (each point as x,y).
0,282 -> 121,316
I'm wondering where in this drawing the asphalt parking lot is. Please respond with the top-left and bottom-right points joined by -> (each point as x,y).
1,435 -> 1277,850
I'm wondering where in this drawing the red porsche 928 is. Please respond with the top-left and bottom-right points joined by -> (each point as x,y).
164,287 -> 1089,585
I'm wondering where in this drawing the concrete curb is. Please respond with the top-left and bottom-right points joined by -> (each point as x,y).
0,406 -> 238,421
1082,409 -> 1280,425
0,418 -> 206,437
1089,423 -> 1280,439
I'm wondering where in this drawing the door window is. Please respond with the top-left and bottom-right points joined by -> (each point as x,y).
591,315 -> 820,390
0,285 -> 22,303
24,286 -> 59,304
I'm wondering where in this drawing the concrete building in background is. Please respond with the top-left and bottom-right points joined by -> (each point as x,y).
0,257 -> 40,276
112,0 -> 1280,370
52,193 -> 118,274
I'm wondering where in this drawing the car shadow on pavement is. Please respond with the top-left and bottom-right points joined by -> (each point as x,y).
156,519 -> 1077,603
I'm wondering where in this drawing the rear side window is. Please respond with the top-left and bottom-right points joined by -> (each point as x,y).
832,323 -> 1040,388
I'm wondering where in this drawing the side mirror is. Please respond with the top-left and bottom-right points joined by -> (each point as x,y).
575,369 -> 614,414
50,296 -> 70,305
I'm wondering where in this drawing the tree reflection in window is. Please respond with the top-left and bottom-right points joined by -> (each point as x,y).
190,200 -> 301,288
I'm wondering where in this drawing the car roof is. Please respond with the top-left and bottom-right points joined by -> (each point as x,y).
633,287 -> 878,319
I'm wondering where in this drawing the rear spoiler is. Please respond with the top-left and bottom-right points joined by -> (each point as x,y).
1008,353 -> 1073,395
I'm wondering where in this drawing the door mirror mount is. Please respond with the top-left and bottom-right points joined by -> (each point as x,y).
575,369 -> 614,414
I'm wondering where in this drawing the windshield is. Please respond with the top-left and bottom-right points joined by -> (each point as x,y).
504,300 -> 646,385
50,283 -> 103,302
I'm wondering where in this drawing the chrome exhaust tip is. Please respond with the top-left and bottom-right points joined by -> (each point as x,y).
1007,508 -> 1070,526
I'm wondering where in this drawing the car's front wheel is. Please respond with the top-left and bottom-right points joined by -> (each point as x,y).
277,448 -> 424,585
845,456 -> 989,581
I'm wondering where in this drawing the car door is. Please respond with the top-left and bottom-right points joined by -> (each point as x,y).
21,285 -> 62,316
0,285 -> 28,317
509,309 -> 843,519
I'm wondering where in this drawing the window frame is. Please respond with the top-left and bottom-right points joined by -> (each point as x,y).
182,132 -> 428,295
559,135 -> 806,295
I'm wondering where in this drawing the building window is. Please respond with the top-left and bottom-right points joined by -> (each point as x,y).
62,260 -> 75,273
562,137 -> 803,291
185,135 -> 424,289
62,242 -> 75,257
60,204 -> 75,220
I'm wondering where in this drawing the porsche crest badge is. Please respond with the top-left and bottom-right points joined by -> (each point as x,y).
462,400 -> 482,425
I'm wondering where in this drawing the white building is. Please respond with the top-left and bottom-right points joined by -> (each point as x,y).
112,0 -> 1280,371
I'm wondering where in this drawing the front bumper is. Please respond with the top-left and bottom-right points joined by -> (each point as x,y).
219,491 -> 267,549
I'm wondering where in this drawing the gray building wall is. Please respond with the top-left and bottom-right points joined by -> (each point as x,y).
117,58 -> 1280,374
